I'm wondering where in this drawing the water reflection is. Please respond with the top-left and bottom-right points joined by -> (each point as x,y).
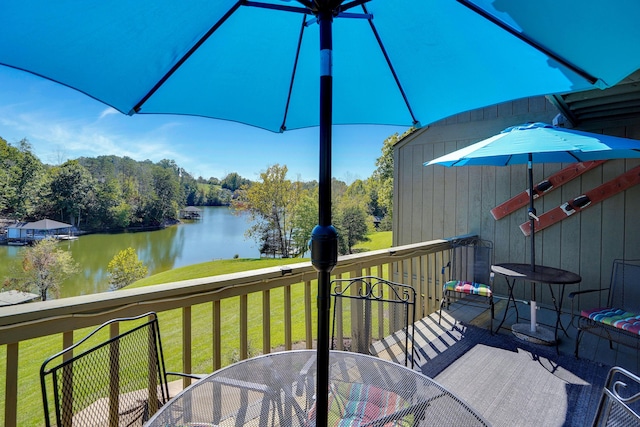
0,207 -> 258,298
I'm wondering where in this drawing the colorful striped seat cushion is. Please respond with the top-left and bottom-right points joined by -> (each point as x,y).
308,381 -> 413,427
581,307 -> 640,335
443,281 -> 492,297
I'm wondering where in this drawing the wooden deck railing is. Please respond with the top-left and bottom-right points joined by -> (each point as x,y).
0,236 -> 468,427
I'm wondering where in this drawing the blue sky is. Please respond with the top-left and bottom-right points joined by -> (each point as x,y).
0,67 -> 407,183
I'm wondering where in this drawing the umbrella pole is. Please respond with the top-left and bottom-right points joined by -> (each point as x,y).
528,154 -> 537,332
310,9 -> 337,427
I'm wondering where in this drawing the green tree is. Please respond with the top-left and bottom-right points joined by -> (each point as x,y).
0,142 -> 11,212
368,128 -> 416,229
233,164 -> 303,258
107,247 -> 148,289
291,190 -> 318,257
206,184 -> 232,206
336,204 -> 369,254
12,238 -> 79,301
221,172 -> 251,192
147,165 -> 181,224
0,138 -> 45,219
48,160 -> 95,227
368,134 -> 396,223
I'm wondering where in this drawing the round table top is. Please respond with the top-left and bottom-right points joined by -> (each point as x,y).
491,263 -> 581,285
145,350 -> 489,426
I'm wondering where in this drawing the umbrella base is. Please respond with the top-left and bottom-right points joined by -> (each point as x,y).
511,323 -> 555,345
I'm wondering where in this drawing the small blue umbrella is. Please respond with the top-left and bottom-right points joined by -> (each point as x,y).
3,1 -> 640,424
424,122 -> 640,167
425,122 -> 640,268
425,123 -> 640,342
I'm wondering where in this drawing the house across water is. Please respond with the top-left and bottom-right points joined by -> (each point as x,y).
6,219 -> 76,245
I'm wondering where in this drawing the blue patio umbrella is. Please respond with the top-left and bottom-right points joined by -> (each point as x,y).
424,122 -> 640,249
3,1 -> 640,424
425,122 -> 640,338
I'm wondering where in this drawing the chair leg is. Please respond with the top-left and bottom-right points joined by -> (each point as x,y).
489,299 -> 494,335
574,329 -> 583,359
438,293 -> 447,325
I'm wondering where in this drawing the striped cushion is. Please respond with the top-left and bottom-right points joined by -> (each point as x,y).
582,307 -> 640,335
309,381 -> 412,427
444,280 -> 492,297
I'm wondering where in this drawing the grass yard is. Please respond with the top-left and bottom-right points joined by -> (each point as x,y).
1,231 -> 391,426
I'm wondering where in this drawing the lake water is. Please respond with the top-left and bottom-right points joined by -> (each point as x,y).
0,206 -> 260,298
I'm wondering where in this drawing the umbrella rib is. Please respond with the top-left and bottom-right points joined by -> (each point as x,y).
457,0 -> 599,86
245,1 -> 311,14
361,4 -> 419,126
280,14 -> 308,132
339,0 -> 372,13
567,152 -> 582,162
132,1 -> 245,114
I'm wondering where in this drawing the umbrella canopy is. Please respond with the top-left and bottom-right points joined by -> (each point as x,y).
2,1 -> 640,131
3,2 -> 640,425
425,122 -> 640,167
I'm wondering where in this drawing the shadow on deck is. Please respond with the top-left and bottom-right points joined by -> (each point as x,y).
372,297 -> 638,427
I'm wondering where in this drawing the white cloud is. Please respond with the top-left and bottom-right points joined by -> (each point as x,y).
98,107 -> 119,119
1,107 -> 195,169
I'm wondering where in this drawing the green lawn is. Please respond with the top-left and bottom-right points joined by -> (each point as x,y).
1,231 -> 391,426
355,230 -> 392,252
130,258 -> 299,288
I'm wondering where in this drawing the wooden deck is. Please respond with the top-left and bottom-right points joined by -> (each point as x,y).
374,297 -> 637,372
372,297 -> 638,426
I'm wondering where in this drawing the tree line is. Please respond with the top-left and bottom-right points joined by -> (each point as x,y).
0,137 -> 250,231
1,130 -> 406,256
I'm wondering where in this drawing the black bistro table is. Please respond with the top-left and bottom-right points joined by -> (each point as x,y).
491,263 -> 581,345
144,350 -> 489,426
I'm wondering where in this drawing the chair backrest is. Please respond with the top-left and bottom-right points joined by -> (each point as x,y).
609,259 -> 640,312
446,238 -> 494,285
40,312 -> 170,427
592,366 -> 640,427
330,276 -> 416,367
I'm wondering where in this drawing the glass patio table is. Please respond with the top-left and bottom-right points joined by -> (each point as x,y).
144,350 -> 489,426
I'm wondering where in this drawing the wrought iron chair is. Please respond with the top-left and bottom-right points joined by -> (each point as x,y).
330,276 -> 418,368
571,259 -> 640,359
591,366 -> 640,426
438,238 -> 495,333
40,312 -> 200,427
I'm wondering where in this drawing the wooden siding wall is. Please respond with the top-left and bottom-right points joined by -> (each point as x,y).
393,96 -> 640,308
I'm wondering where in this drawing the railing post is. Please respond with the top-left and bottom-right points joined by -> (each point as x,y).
284,285 -> 292,350
304,280 -> 313,349
108,323 -> 120,427
213,300 -> 221,370
182,307 -> 192,389
262,290 -> 271,354
4,342 -> 18,427
240,295 -> 248,359
61,331 -> 74,427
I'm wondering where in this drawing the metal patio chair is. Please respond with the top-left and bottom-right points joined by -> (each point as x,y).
40,312 -> 200,427
571,259 -> 640,358
439,238 -> 495,333
591,366 -> 640,426
330,276 -> 418,368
